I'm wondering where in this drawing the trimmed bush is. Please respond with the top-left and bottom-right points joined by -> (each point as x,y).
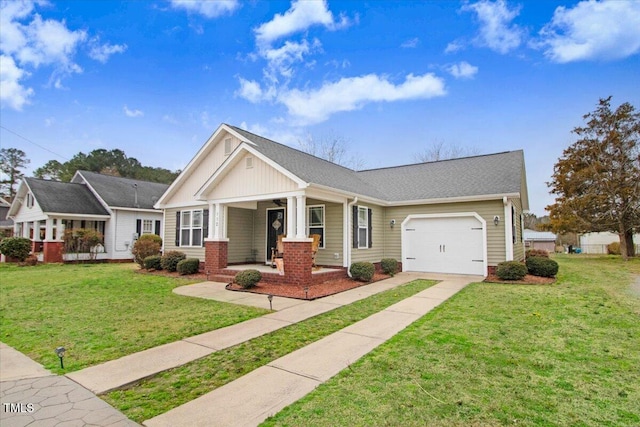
177,258 -> 200,275
144,255 -> 162,270
23,255 -> 38,266
607,242 -> 621,255
161,251 -> 186,272
526,256 -> 559,277
380,258 -> 398,276
526,249 -> 549,258
235,269 -> 262,288
496,261 -> 528,281
350,262 -> 375,282
132,237 -> 162,268
0,237 -> 32,261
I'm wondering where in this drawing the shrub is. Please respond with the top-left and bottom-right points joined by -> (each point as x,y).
138,234 -> 162,246
132,237 -> 162,268
350,262 -> 375,282
235,269 -> 262,288
63,228 -> 104,260
0,237 -> 32,261
526,256 -> 559,277
607,242 -> 621,255
23,255 -> 38,266
177,258 -> 200,275
495,261 -> 528,281
161,251 -> 186,272
144,255 -> 162,270
526,249 -> 549,258
380,258 -> 398,276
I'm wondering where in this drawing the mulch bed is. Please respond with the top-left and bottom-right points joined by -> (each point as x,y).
226,273 -> 390,300
484,273 -> 556,285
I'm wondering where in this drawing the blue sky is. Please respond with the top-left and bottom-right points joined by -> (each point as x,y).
1,0 -> 639,216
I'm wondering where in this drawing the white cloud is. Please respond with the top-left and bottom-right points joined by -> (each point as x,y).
262,38 -> 322,81
236,78 -> 266,103
169,0 -> 240,18
401,37 -> 419,48
0,54 -> 34,110
444,40 -> 465,54
447,61 -> 478,79
462,0 -> 523,54
123,105 -> 144,117
537,0 -> 640,63
88,39 -> 127,63
255,0 -> 349,46
278,73 -> 446,125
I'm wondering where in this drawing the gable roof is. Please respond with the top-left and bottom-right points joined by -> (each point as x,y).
74,171 -> 169,210
23,178 -> 110,216
524,229 -> 557,241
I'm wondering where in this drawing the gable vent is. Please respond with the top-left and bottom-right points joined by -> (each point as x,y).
246,157 -> 253,169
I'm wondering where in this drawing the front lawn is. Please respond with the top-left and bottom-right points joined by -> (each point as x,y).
0,263 -> 268,373
264,255 -> 640,427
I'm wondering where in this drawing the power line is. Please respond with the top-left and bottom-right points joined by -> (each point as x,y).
0,124 -> 69,161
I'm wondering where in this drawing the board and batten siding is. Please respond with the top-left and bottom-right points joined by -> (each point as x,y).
383,200 -> 506,266
205,153 -> 298,200
163,206 -> 206,260
351,203 -> 385,264
227,207 -> 255,263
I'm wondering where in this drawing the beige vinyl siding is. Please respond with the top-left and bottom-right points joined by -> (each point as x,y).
511,197 -> 525,261
351,204 -> 385,264
383,200 -> 506,267
163,206 -> 206,260
253,201 -> 271,263
307,198 -> 343,267
206,153 -> 298,200
163,133 -> 242,206
227,207 -> 256,263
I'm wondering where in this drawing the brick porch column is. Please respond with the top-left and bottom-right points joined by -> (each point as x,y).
204,239 -> 228,272
43,241 -> 64,263
282,238 -> 313,285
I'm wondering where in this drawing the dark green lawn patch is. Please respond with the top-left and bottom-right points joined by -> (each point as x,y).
102,279 -> 435,423
264,255 -> 640,427
0,263 -> 268,373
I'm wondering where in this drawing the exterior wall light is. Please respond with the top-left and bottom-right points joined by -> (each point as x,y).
390,219 -> 396,228
494,216 -> 500,226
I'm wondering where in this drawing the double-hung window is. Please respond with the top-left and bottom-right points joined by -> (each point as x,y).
180,210 -> 203,246
353,205 -> 372,249
307,205 -> 325,249
142,219 -> 154,235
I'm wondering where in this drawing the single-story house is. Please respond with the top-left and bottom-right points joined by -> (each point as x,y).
579,232 -> 640,254
523,229 -> 557,253
0,198 -> 14,237
8,171 -> 168,262
155,124 -> 529,282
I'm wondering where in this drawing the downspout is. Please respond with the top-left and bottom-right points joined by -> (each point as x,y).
346,197 -> 358,277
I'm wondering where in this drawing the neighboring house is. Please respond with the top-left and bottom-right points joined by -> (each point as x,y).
579,232 -> 640,254
524,229 -> 557,253
0,198 -> 14,237
155,124 -> 529,282
8,171 -> 168,263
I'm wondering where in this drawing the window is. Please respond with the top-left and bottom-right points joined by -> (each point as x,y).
142,219 -> 154,235
307,205 -> 325,248
26,193 -> 34,208
224,138 -> 233,155
511,206 -> 517,244
358,206 -> 368,249
180,210 -> 203,247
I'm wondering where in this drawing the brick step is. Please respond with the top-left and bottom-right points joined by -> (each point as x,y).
207,274 -> 235,283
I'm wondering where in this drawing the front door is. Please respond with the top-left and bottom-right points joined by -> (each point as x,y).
266,208 -> 285,263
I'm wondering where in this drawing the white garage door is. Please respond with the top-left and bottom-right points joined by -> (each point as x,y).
402,214 -> 486,276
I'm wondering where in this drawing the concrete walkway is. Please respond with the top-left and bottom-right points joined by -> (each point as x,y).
0,342 -> 138,427
67,272 -> 438,394
143,274 -> 481,427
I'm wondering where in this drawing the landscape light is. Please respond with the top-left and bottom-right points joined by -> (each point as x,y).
55,346 -> 65,369
268,294 -> 273,310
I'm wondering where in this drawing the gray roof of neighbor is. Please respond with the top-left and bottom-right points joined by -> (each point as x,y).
229,125 -> 525,202
24,178 -> 110,215
0,206 -> 13,227
76,171 -> 169,209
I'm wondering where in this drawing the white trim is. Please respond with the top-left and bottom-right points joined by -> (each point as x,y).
307,204 -> 325,249
108,207 -> 160,214
504,199 -> 514,261
43,213 -> 111,219
265,207 -> 286,264
179,208 -> 205,247
401,212 -> 488,277
357,205 -> 369,249
198,190 -> 305,206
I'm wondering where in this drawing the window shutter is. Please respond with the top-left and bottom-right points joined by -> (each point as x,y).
202,209 -> 209,247
175,211 -> 181,247
352,205 -> 358,248
154,220 -> 161,236
368,208 -> 373,248
136,219 -> 141,237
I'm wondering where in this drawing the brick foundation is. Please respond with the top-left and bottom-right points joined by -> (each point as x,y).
204,240 -> 228,272
282,240 -> 313,285
43,241 -> 64,263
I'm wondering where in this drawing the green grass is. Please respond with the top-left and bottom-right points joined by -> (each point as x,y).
102,279 -> 435,423
263,255 -> 640,427
0,263 -> 268,373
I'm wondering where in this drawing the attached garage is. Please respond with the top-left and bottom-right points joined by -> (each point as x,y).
401,213 -> 487,276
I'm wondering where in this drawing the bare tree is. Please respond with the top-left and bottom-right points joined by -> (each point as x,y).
298,132 -> 366,170
414,140 -> 481,162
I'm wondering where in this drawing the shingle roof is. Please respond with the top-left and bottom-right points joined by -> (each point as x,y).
24,178 -> 110,215
77,171 -> 169,209
524,230 -> 557,241
229,125 -> 525,203
0,206 -> 13,227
